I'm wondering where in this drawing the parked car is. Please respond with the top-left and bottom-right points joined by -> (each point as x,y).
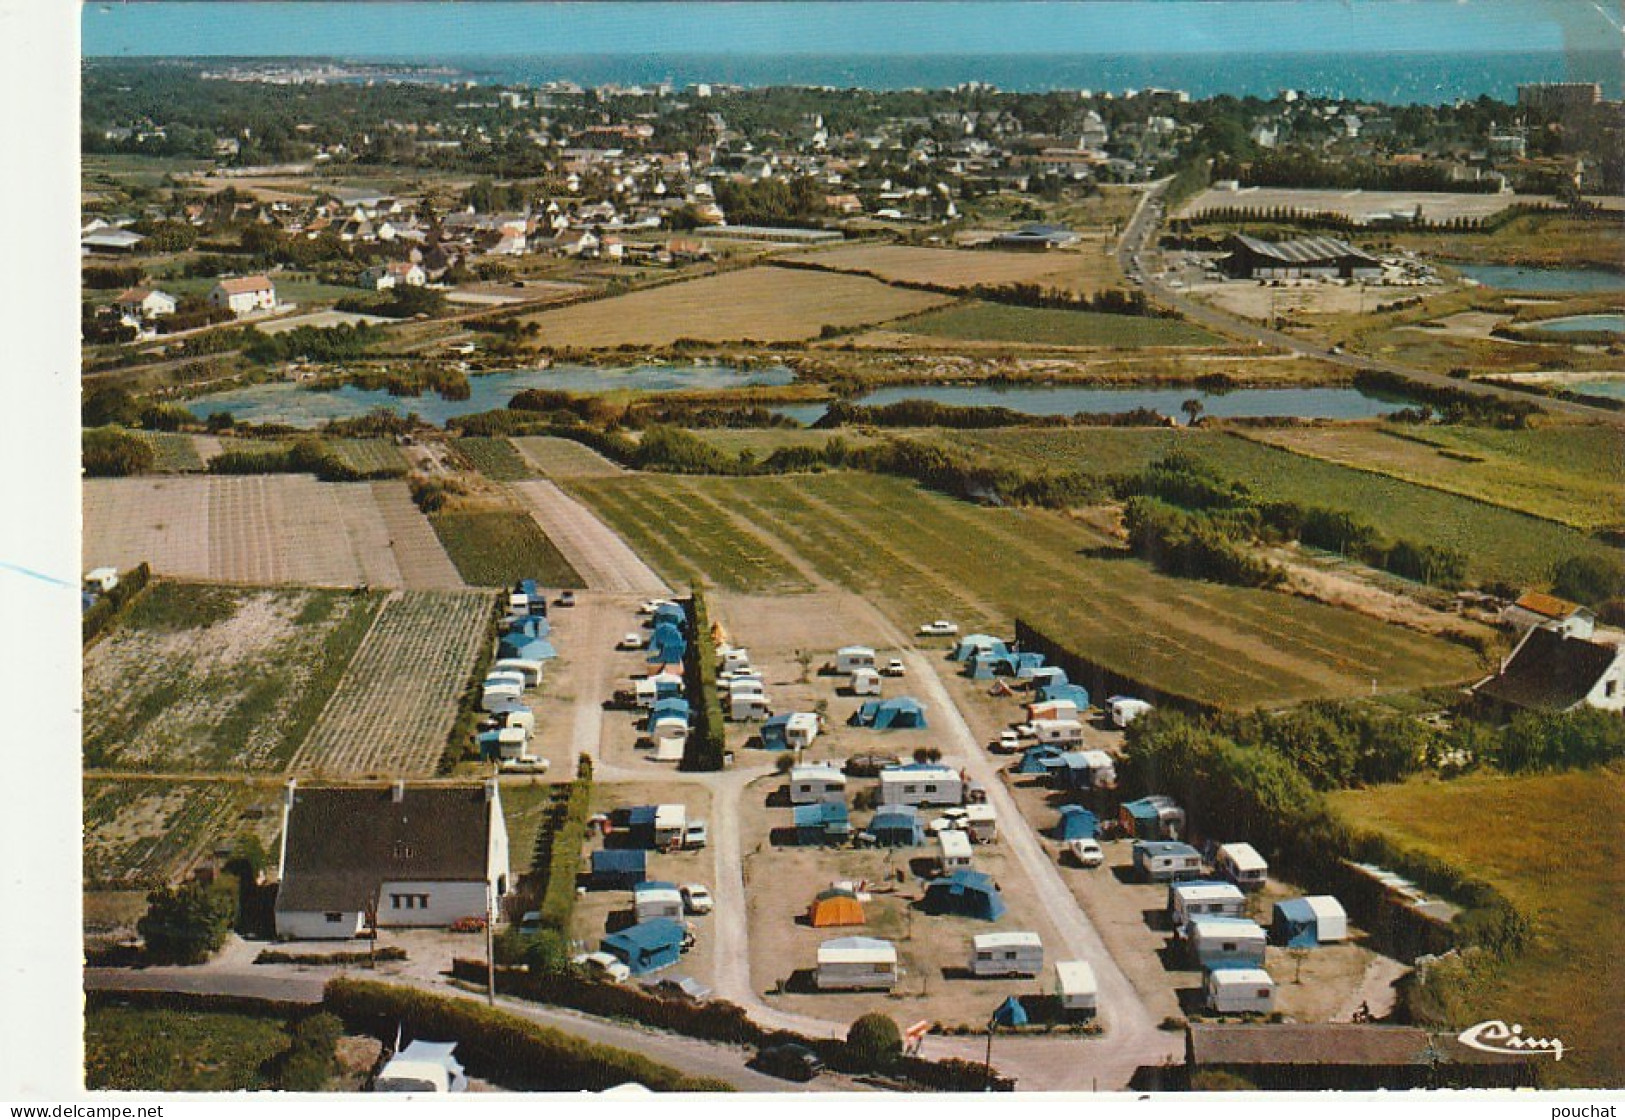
499,756 -> 550,774
572,951 -> 632,983
681,884 -> 714,915
844,752 -> 902,777
518,910 -> 543,934
917,620 -> 959,636
754,1043 -> 824,1083
556,590 -> 576,607
1067,838 -> 1105,868
683,821 -> 709,850
618,632 -> 644,650
991,730 -> 1022,754
883,659 -> 906,677
638,599 -> 674,615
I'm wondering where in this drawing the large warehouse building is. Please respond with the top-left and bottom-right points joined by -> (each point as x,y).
1221,234 -> 1383,280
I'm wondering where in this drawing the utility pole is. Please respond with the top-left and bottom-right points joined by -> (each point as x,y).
485,889 -> 496,1007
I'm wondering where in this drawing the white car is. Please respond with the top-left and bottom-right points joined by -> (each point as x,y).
680,884 -> 714,915
918,620 -> 959,637
499,756 -> 550,774
1067,838 -> 1105,868
638,599 -> 675,615
991,730 -> 1022,754
882,659 -> 906,677
573,951 -> 631,983
929,808 -> 970,834
618,633 -> 644,650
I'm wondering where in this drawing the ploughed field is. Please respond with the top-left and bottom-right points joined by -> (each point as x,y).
1331,765 -> 1625,1088
567,471 -> 1477,709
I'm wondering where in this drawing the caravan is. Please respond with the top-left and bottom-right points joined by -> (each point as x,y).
835,646 -> 877,674
788,762 -> 847,805
815,937 -> 898,991
969,932 -> 1043,978
1215,842 -> 1270,891
1206,967 -> 1276,1014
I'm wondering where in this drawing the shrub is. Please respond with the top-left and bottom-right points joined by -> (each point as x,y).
844,1013 -> 903,1072
84,426 -> 155,477
137,881 -> 236,964
680,592 -> 727,771
82,562 -> 152,646
1551,553 -> 1625,607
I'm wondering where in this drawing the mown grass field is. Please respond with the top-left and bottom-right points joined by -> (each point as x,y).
323,438 -> 409,475
428,509 -> 583,588
497,779 -> 568,878
780,243 -> 1120,293
133,431 -> 207,472
516,266 -> 950,347
953,427 -> 1620,586
455,436 -> 536,481
1244,423 -> 1625,532
83,582 -> 384,772
690,428 -> 883,456
85,1003 -> 292,1091
1330,765 -> 1625,1088
511,436 -> 628,478
896,301 -> 1222,347
568,471 -> 1477,708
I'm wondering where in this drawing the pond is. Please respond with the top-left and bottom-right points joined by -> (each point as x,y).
1453,264 -> 1625,293
1524,314 -> 1625,336
183,363 -> 797,428
772,384 -> 1413,426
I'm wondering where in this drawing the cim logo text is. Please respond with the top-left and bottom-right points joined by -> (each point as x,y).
1457,1020 -> 1565,1061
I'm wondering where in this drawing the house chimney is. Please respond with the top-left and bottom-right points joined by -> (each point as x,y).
392,780 -> 406,803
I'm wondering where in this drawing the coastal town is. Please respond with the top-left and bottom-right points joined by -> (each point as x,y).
74,46 -> 1625,1098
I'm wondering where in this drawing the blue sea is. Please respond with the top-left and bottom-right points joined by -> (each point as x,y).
82,1 -> 1624,103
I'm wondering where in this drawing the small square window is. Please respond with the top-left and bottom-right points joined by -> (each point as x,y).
325,912 -> 343,923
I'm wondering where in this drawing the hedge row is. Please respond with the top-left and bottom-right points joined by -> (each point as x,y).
680,591 -> 727,772
322,978 -> 734,1092
536,756 -> 595,931
82,562 -> 151,646
207,437 -> 407,482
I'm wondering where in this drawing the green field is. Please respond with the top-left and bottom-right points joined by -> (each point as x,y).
428,509 -> 583,588
569,471 -> 1476,708
84,780 -> 282,889
323,438 -> 409,475
510,436 -> 628,478
497,780 -> 570,878
953,427 -> 1620,586
83,582 -> 384,772
86,1003 -> 294,1091
455,436 -> 536,481
1246,423 -> 1625,532
898,302 -> 1223,347
690,428 -> 883,457
1331,765 -> 1625,1088
133,431 -> 207,472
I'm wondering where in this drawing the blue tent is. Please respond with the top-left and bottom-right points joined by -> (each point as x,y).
950,635 -> 1008,662
852,697 -> 927,730
499,635 -> 557,662
1057,752 -> 1102,790
868,805 -> 924,847
1013,746 -> 1062,775
651,602 -> 686,631
590,849 -> 647,889
646,698 -> 691,732
1120,796 -> 1182,840
1271,898 -> 1320,947
759,714 -> 792,750
793,802 -> 851,846
1054,806 -> 1099,841
647,621 -> 687,664
504,614 -> 551,639
1040,683 -> 1091,708
617,806 -> 659,848
966,657 -> 997,680
992,996 -> 1029,1028
601,918 -> 685,975
1029,666 -> 1068,691
923,870 -> 1007,921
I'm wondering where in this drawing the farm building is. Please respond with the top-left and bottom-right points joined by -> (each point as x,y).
1215,843 -> 1270,891
1500,591 -> 1595,639
601,918 -> 686,976
793,801 -> 852,846
950,634 -> 1008,662
1206,968 -> 1276,1015
1133,840 -> 1203,883
788,762 -> 847,805
633,881 -> 685,923
815,937 -> 898,991
273,780 -> 511,940
1472,625 -> 1625,714
1054,805 -> 1099,841
1058,750 -> 1116,790
208,274 -> 278,316
867,805 -> 925,847
835,646 -> 877,673
938,828 -> 974,872
758,711 -> 817,750
853,697 -> 928,730
1054,960 -> 1099,1018
1220,233 -> 1382,280
970,931 -> 1043,977
1120,796 -> 1186,841
589,849 -> 647,890
1169,880 -> 1247,928
850,667 -> 882,696
878,764 -> 962,806
1271,896 -> 1349,947
922,869 -> 1007,921
1186,917 -> 1269,969
1185,1024 -> 1539,1090
808,888 -> 866,928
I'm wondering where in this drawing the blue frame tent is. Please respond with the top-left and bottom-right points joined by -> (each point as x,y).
1040,683 -> 1090,708
793,802 -> 851,846
499,634 -> 557,661
984,651 -> 1046,679
992,995 -> 1029,1028
966,657 -> 997,680
646,698 -> 691,732
650,602 -> 686,631
515,579 -> 549,614
852,697 -> 928,730
1013,746 -> 1064,776
922,870 -> 1007,921
590,848 -> 647,889
601,918 -> 685,975
759,714 -> 792,750
1270,897 -> 1346,947
950,635 -> 1008,662
1054,806 -> 1099,841
867,805 -> 925,847
504,614 -> 551,639
1029,666 -> 1067,692
647,621 -> 686,665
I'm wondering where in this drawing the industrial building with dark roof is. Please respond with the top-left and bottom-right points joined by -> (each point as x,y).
1222,233 -> 1383,279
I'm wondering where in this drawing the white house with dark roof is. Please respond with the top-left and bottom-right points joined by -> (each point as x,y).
273,780 -> 511,940
1472,625 -> 1625,715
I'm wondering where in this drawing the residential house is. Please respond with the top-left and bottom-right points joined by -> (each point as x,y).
208,275 -> 278,317
359,261 -> 428,291
1472,625 -> 1625,714
1500,591 -> 1595,639
113,287 -> 178,321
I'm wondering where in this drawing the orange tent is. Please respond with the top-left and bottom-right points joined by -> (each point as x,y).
808,889 -> 866,928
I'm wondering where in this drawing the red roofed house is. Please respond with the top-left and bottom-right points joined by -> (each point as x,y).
208,275 -> 278,317
114,287 -> 178,321
1500,590 -> 1595,639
